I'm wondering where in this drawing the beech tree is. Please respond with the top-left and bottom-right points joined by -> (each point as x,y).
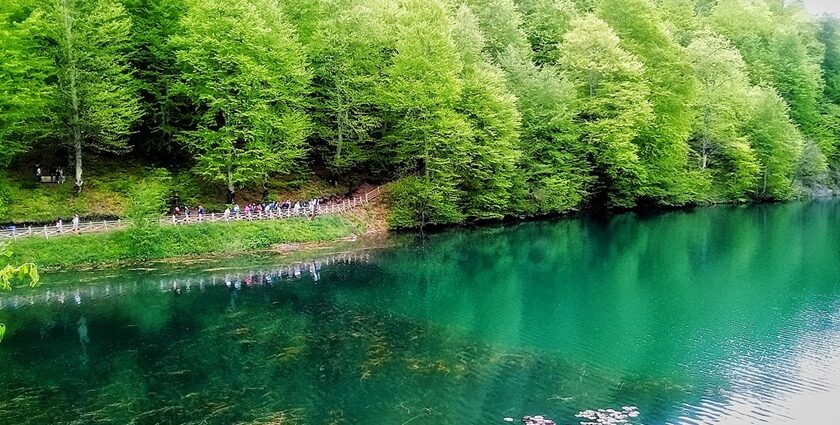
598,0 -> 697,204
559,15 -> 653,207
0,5 -> 54,165
746,86 -> 803,199
2,0 -> 840,227
516,0 -> 578,65
172,0 -> 311,199
307,0 -> 398,176
452,5 -> 522,218
1,0 -> 141,190
686,33 -> 759,199
498,47 -> 589,214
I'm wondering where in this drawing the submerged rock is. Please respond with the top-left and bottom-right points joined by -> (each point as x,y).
575,406 -> 639,424
521,415 -> 556,425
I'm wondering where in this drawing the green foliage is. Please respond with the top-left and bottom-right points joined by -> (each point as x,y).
598,0 -> 697,204
0,5 -> 54,166
2,0 -> 840,228
125,170 -> 172,259
462,0 -> 531,60
559,14 -> 653,207
0,242 -> 39,291
34,0 -> 142,188
746,87 -> 803,199
171,0 -> 311,194
123,0 -> 189,157
387,176 -> 464,229
306,0 -> 397,175
498,47 -> 588,214
686,33 -> 758,200
516,0 -> 578,65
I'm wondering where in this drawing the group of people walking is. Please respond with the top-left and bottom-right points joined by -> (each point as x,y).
220,198 -> 322,221
168,197 -> 323,223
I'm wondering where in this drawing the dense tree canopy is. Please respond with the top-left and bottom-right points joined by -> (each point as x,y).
3,0 -> 840,226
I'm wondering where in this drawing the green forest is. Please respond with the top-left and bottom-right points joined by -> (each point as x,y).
2,0 -> 840,227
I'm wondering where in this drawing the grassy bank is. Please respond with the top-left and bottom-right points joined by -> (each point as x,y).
7,215 -> 363,270
0,159 -> 352,224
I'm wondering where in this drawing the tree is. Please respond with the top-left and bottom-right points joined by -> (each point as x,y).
306,0 -> 398,177
686,33 -> 759,199
378,0 -> 468,225
0,4 -> 54,166
655,0 -> 702,46
498,47 -> 589,214
123,0 -> 189,159
462,0 -> 532,61
515,0 -> 578,65
709,0 -> 825,141
451,5 -> 522,218
558,14 -> 653,207
171,0 -> 311,198
745,86 -> 803,199
0,0 -> 140,184
45,0 -> 142,191
598,0 -> 697,204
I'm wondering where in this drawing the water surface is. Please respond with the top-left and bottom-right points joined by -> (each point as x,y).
2,201 -> 840,424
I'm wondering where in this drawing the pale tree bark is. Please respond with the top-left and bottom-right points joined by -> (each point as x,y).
226,158 -> 235,203
61,0 -> 84,192
700,108 -> 711,170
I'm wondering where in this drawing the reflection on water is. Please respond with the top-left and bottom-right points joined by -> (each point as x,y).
0,251 -> 372,311
1,201 -> 840,424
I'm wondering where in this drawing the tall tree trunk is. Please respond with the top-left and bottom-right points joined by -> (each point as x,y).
226,160 -> 235,204
762,168 -> 768,197
336,97 -> 344,161
62,0 -> 83,192
700,108 -> 711,170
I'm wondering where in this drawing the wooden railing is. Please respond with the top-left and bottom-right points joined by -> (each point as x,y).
0,186 -> 385,241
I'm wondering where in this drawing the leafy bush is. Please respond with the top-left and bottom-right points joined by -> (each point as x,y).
387,176 -> 464,229
125,170 -> 172,260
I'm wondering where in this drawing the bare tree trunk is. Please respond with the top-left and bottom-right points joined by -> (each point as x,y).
226,161 -> 235,204
762,169 -> 768,196
336,98 -> 344,161
62,0 -> 83,192
700,109 -> 711,170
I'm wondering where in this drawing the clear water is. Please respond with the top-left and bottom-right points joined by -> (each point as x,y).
2,201 -> 840,424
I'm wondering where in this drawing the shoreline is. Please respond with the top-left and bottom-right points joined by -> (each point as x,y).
7,214 -> 373,272
9,196 -> 834,273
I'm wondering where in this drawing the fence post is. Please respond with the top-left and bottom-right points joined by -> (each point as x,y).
43,225 -> 48,239
103,220 -> 108,230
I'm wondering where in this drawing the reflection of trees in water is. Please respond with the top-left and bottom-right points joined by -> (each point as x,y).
0,251 -> 374,312
0,278 -> 639,425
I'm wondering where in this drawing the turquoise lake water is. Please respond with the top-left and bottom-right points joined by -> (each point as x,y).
1,200 -> 840,424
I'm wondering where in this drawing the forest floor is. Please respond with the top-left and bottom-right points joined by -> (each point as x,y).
0,158 -> 356,225
1,158 -> 393,271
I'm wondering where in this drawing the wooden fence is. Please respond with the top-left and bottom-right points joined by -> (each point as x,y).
0,186 -> 384,242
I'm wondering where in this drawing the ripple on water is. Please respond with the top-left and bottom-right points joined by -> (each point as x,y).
678,304 -> 840,424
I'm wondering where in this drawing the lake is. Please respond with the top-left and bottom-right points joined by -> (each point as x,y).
1,200 -> 840,424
